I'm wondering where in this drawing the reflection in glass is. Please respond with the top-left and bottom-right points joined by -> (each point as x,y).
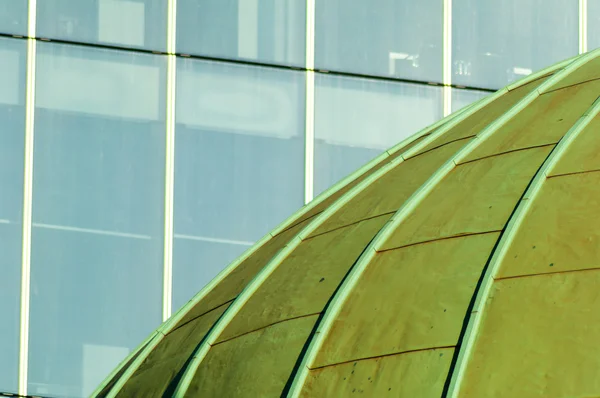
314,74 -> 443,196
315,0 -> 442,82
177,0 -> 305,66
0,1 -> 27,35
589,1 -> 600,51
453,0 -> 578,89
0,37 -> 26,394
36,0 -> 167,51
451,88 -> 490,113
173,59 -> 305,310
28,42 -> 166,397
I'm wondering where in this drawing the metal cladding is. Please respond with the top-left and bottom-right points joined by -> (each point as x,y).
95,50 -> 600,397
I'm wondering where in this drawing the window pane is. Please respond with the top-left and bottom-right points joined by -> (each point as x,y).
314,74 -> 443,196
173,59 -> 304,310
37,0 -> 167,51
0,1 -> 27,35
453,0 -> 578,89
315,0 -> 442,82
589,1 -> 600,51
29,43 -> 166,398
177,0 -> 305,67
451,88 -> 490,113
0,37 -> 26,394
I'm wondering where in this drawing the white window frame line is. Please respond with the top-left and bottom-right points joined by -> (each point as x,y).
18,0 -> 37,395
163,0 -> 177,322
580,0 -> 588,54
304,0 -> 316,205
443,0 -> 453,116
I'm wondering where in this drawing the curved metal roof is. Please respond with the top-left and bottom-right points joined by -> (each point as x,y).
95,49 -> 600,397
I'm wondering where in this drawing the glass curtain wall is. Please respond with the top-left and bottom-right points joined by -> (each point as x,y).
589,1 -> 600,51
0,0 -> 584,396
315,0 -> 443,82
452,0 -> 578,89
29,42 -> 166,398
314,75 -> 442,195
0,36 -> 26,394
0,1 -> 27,35
37,0 -> 168,51
177,0 -> 305,66
173,59 -> 305,309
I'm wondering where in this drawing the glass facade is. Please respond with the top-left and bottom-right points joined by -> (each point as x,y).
589,1 -> 600,51
173,59 -> 304,309
0,1 -> 28,36
314,75 -> 442,195
0,36 -> 26,394
315,0 -> 442,82
177,0 -> 305,66
37,0 -> 168,51
0,1 -> 590,396
29,42 -> 166,397
453,0 -> 578,89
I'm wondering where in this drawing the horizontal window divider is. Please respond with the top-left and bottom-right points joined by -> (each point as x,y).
0,31 -> 497,94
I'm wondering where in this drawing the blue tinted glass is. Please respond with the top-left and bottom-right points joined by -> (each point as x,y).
314,74 -> 443,196
0,1 -> 27,36
316,0 -> 443,82
37,0 -> 167,51
589,1 -> 600,51
453,0 -> 578,89
0,36 -> 26,394
177,0 -> 305,66
28,42 -> 166,397
172,59 -> 305,310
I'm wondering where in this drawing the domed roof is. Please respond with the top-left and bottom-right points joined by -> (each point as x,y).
95,50 -> 600,397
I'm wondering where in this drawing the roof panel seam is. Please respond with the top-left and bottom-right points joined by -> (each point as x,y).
283,57 -> 568,397
305,212 -> 395,240
168,96 -> 487,396
404,135 -> 475,161
457,142 -> 557,166
168,77 -> 530,396
547,167 -> 600,179
495,266 -> 600,282
542,75 -> 600,95
443,73 -> 600,398
308,345 -> 457,371
376,230 -> 502,253
212,312 -> 322,346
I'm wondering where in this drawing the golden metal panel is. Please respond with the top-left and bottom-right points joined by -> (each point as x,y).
312,233 -> 498,368
463,79 -> 600,162
95,52 -> 600,398
550,114 -> 600,175
498,173 -> 600,279
546,54 -> 600,91
302,348 -> 453,398
217,214 -> 390,343
413,76 -> 551,156
460,272 -> 600,397
382,146 -> 551,250
312,139 -> 467,237
117,303 -> 229,397
443,96 -> 600,398
173,218 -> 309,328
288,134 -> 430,229
97,339 -> 152,397
186,315 -> 318,397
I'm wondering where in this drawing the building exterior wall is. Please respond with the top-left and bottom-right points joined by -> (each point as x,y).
0,0 -> 587,396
